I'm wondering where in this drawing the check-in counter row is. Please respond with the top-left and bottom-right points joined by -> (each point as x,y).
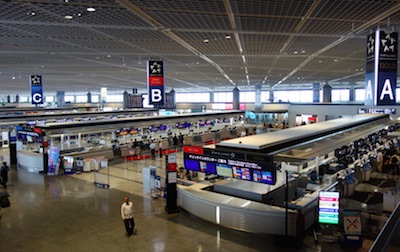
178,180 -> 335,236
178,183 -> 299,236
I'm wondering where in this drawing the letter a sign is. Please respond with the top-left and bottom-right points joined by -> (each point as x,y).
147,60 -> 165,105
365,30 -> 397,106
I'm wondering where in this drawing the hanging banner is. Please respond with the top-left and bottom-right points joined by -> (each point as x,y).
147,60 -> 165,105
30,75 -> 43,105
365,30 -> 397,106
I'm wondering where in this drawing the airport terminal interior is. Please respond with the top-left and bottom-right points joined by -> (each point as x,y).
2,1 -> 400,252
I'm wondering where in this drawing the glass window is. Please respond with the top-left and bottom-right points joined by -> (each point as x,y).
214,92 -> 233,102
45,96 -> 54,103
396,88 -> 400,103
65,95 -> 75,103
274,91 -> 288,102
75,95 -> 87,103
20,96 -> 29,103
299,90 -> 313,102
176,93 -> 209,102
92,95 -> 100,103
355,89 -> 365,101
261,91 -> 270,102
106,95 -> 123,102
332,89 -> 350,102
240,92 -> 255,102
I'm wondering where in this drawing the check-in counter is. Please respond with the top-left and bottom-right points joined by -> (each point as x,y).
178,183 -> 299,235
17,150 -> 44,173
63,147 -> 114,160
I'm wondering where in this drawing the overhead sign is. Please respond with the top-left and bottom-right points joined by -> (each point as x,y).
30,75 -> 43,105
147,60 -> 165,105
365,30 -> 397,106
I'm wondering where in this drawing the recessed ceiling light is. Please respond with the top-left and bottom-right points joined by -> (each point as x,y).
12,76 -> 15,80
107,55 -> 111,58
225,34 -> 231,39
294,50 -> 298,54
203,38 -> 209,43
301,50 -> 306,54
87,7 -> 96,12
64,15 -> 73,19
76,13 -> 82,17
334,58 -> 338,62
29,12 -> 36,16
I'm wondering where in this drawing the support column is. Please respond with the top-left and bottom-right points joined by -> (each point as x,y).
255,83 -> 262,112
210,92 -> 214,103
87,92 -> 92,103
313,83 -> 320,102
269,89 -> 274,103
233,87 -> 240,110
323,84 -> 332,103
349,86 -> 356,102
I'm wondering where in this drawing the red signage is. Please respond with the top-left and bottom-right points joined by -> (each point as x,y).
183,146 -> 204,155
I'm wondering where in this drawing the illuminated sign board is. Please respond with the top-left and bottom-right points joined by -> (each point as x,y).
319,191 -> 340,225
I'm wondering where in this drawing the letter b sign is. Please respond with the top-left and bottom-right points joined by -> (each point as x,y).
149,87 -> 164,105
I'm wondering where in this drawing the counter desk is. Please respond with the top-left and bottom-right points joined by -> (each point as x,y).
178,179 -> 335,236
17,150 -> 44,173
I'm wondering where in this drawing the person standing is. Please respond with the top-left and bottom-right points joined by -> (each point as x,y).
377,150 -> 383,172
149,141 -> 156,160
121,196 -> 135,237
158,140 -> 163,158
1,162 -> 9,189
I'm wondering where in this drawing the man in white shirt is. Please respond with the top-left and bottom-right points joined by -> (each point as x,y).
149,141 -> 156,160
121,196 -> 135,237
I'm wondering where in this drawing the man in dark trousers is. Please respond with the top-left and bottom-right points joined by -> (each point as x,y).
121,196 -> 135,237
1,162 -> 9,189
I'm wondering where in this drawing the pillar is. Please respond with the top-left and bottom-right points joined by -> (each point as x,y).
255,83 -> 262,112
87,92 -> 92,103
323,84 -> 332,103
233,87 -> 240,110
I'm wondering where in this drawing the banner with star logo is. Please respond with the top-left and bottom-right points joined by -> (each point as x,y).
30,75 -> 44,105
147,60 -> 165,105
365,30 -> 397,106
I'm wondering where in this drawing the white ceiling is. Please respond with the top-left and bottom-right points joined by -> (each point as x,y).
1,0 -> 400,95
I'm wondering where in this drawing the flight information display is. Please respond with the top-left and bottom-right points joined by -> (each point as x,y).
183,146 -> 276,185
319,191 -> 340,225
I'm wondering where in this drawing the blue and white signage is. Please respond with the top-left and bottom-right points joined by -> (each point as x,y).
147,60 -> 165,105
365,30 -> 397,106
30,75 -> 43,105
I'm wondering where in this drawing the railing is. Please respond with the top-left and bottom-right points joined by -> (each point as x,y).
369,201 -> 400,251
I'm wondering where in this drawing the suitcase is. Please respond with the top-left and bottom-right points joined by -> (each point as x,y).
0,196 -> 10,208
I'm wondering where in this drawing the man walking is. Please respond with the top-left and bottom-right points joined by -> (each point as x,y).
158,140 -> 163,158
121,196 -> 135,237
149,141 -> 156,160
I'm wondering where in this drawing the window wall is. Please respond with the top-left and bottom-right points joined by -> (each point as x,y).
176,92 -> 210,103
331,89 -> 350,102
214,92 -> 233,102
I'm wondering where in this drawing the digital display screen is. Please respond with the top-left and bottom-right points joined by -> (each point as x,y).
233,167 -> 252,181
216,164 -> 233,177
199,120 -> 205,127
184,122 -> 191,128
66,118 -> 73,122
159,125 -> 167,131
184,159 -> 199,171
205,120 -> 212,125
252,170 -> 274,185
176,122 -> 185,129
319,191 -> 339,225
199,161 -> 216,174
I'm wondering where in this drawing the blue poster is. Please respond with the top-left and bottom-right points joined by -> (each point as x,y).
48,146 -> 60,175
